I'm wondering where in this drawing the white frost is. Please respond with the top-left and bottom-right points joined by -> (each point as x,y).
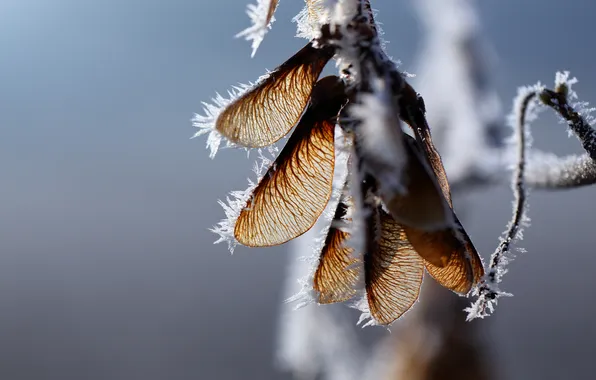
293,0 -> 331,40
236,0 -> 279,57
210,146 -> 279,253
192,86 -> 248,159
192,73 -> 272,158
350,77 -> 407,199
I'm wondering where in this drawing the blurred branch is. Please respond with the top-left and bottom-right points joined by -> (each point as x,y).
527,152 -> 596,189
452,154 -> 596,191
450,151 -> 596,192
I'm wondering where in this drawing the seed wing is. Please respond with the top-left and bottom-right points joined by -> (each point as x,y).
408,216 -> 484,295
215,43 -> 332,148
382,135 -> 452,235
234,119 -> 336,246
365,210 -> 424,326
399,83 -> 453,205
313,199 -> 359,304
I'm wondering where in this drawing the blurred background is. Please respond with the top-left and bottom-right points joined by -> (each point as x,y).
1,0 -> 595,379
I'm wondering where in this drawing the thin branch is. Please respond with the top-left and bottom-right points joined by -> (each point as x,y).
493,92 -> 534,284
466,90 -> 536,320
524,84 -> 596,188
539,87 -> 596,161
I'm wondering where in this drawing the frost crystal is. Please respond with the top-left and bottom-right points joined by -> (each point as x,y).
192,73 -> 271,158
293,0 -> 330,40
210,146 -> 279,253
553,71 -> 596,152
192,88 -> 245,159
236,0 -> 279,57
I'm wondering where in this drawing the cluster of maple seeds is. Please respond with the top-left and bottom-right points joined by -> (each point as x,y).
204,3 -> 485,326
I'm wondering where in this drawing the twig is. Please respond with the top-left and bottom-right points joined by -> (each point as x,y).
466,90 -> 536,320
452,81 -> 596,191
539,87 -> 596,161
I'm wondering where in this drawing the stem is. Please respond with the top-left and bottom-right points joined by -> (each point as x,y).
540,88 -> 596,161
466,90 -> 535,319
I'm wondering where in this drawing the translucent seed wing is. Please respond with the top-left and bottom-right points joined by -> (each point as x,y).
382,136 -> 453,267
234,119 -> 336,246
409,215 -> 484,295
412,124 -> 485,289
383,135 -> 452,234
403,227 -> 456,269
215,43 -> 332,148
349,85 -> 447,233
453,214 -> 485,287
399,82 -> 453,205
397,84 -> 486,291
365,210 -> 424,326
313,199 -> 359,304
417,123 -> 453,206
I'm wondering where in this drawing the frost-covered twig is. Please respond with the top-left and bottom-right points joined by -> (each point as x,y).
461,72 -> 596,191
520,73 -> 596,189
539,72 -> 596,161
451,151 -> 596,191
466,88 -> 537,320
467,72 -> 596,318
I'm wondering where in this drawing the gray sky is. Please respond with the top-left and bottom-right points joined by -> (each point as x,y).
1,1 -> 596,379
